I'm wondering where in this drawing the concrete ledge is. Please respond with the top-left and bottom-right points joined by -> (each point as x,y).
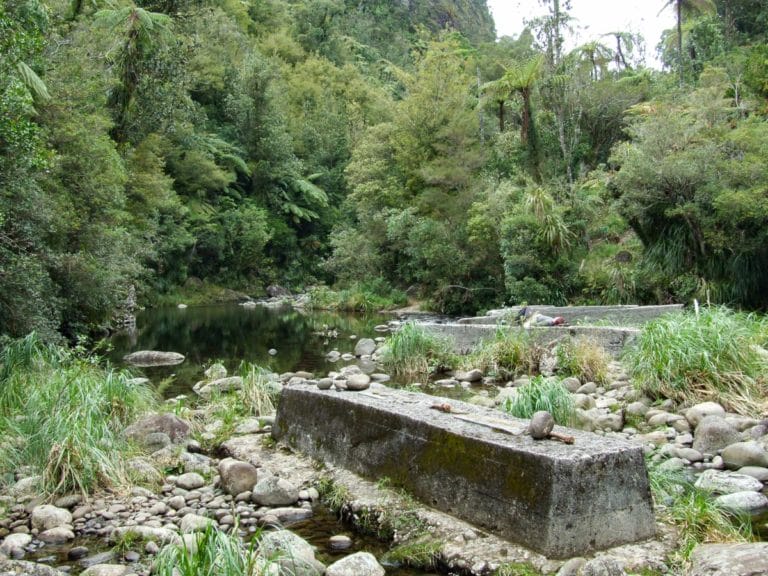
421,323 -> 639,356
459,304 -> 683,326
273,385 -> 656,558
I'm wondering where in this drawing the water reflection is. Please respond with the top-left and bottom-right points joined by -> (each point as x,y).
108,304 -> 391,397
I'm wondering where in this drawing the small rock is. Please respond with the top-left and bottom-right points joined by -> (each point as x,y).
354,339 -> 376,357
219,458 -> 259,496
317,378 -> 333,390
252,477 -> 299,507
268,349 -> 278,356
328,535 -> 353,551
692,416 -> 741,454
455,369 -> 483,383
346,373 -> 371,391
326,551 -> 384,576
204,363 -> 227,380
0,534 -> 32,556
561,377 -> 581,393
578,556 -> 625,576
67,546 -> 89,561
737,466 -> 768,482
145,541 -> 160,555
81,565 -> 130,576
529,411 -> 554,439
123,551 -> 140,563
38,526 -> 75,544
175,473 -> 205,490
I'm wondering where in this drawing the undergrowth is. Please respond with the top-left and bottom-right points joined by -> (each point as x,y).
306,280 -> 407,312
464,328 -> 542,380
556,337 -> 609,384
502,375 -> 575,425
381,322 -> 456,382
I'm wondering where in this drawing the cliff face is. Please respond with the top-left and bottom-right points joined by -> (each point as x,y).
407,0 -> 496,43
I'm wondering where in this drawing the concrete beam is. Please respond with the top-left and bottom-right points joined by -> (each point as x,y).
458,304 -> 683,326
273,384 -> 656,558
420,323 -> 639,356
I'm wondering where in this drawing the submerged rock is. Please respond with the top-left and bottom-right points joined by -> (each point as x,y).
123,350 -> 185,367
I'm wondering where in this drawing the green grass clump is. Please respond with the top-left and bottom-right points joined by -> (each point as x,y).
383,536 -> 441,569
316,476 -> 351,514
465,328 -> 543,379
493,562 -> 541,576
625,307 -> 768,414
381,322 -> 456,381
556,337 -> 609,385
154,524 -> 265,576
0,333 -> 155,495
306,280 -> 407,312
502,375 -> 575,426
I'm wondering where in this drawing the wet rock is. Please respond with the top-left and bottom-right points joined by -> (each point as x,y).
258,530 -> 324,576
689,542 -> 768,576
694,469 -> 763,494
328,535 -> 353,551
0,534 -> 32,556
37,527 -> 74,544
714,491 -> 768,516
354,339 -> 376,357
721,441 -> 768,469
252,477 -> 299,506
455,369 -> 483,383
219,458 -> 259,496
31,505 -> 72,532
79,552 -> 116,569
123,351 -> 184,367
685,402 -> 726,428
269,507 -> 313,524
67,547 -> 89,561
692,416 -> 740,454
124,413 -> 190,444
175,473 -> 205,490
326,552 -> 384,576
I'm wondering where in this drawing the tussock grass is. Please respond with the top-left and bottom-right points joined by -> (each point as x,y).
464,328 -> 543,380
625,307 -> 768,414
383,537 -> 441,569
306,281 -> 407,312
556,337 -> 610,384
502,375 -> 575,426
381,322 -> 456,381
0,334 -> 155,495
238,363 -> 279,416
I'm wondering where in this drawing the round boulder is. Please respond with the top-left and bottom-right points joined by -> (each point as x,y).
346,373 -> 371,391
175,472 -> 205,490
326,552 -> 385,576
219,458 -> 259,496
714,491 -> 768,516
353,339 -> 376,357
692,416 -> 741,455
31,505 -> 72,531
252,476 -> 299,507
721,441 -> 768,469
686,402 -> 726,428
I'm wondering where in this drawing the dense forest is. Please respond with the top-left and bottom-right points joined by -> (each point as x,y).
3,0 -> 768,341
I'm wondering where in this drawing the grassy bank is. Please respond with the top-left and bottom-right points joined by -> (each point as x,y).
0,334 -> 155,495
381,323 -> 456,381
306,281 -> 407,313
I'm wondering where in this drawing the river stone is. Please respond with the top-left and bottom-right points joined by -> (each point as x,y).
53,494 -> 82,509
686,402 -> 726,428
561,377 -> 581,393
175,472 -> 205,490
67,547 -> 89,561
689,542 -> 768,576
0,534 -> 31,556
79,551 -> 116,569
692,416 -> 741,454
354,339 -> 376,357
714,491 -> 768,516
37,527 -> 74,544
694,469 -> 764,494
180,513 -> 215,533
317,378 -> 333,390
346,373 -> 371,391
252,476 -> 299,506
455,369 -> 483,383
556,557 -> 586,576
270,507 -> 313,524
529,411 -> 555,439
143,432 -> 172,452
0,559 -> 65,576
111,526 -> 181,545
328,535 -> 353,551
31,505 -> 72,531
721,441 -> 768,469
578,556 -> 625,576
259,530 -> 324,576
80,565 -> 130,576
124,413 -> 190,443
326,552 -> 384,576
195,376 -> 243,398
9,476 -> 40,498
219,458 -> 259,496
736,466 -> 768,482
123,351 -> 185,367
125,456 -> 163,486
204,363 -> 227,380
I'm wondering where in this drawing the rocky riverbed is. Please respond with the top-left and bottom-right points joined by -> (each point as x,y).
2,325 -> 768,576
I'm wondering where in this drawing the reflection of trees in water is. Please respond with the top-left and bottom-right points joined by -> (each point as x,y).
108,304 -> 390,397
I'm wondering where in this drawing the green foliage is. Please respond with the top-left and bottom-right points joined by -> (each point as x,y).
0,334 -> 156,495
625,307 -> 768,414
465,328 -> 543,380
316,476 -> 351,514
493,563 -> 542,576
556,337 -> 610,384
502,375 -> 575,426
382,537 -> 441,569
306,280 -> 407,312
382,322 -> 457,382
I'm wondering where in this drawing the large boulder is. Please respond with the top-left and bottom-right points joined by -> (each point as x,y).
193,376 -> 243,398
353,339 -> 376,357
124,413 -> 190,444
0,559 -> 65,576
325,552 -> 385,576
714,491 -> 768,516
685,402 -> 726,428
252,476 -> 299,506
0,534 -> 32,557
123,351 -> 184,367
30,505 -> 72,532
721,441 -> 768,469
258,530 -> 324,576
219,458 -> 259,496
694,469 -> 764,494
692,416 -> 741,455
688,543 -> 768,576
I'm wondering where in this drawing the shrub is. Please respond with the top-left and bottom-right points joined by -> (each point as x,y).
556,337 -> 609,385
625,307 -> 768,414
502,375 -> 575,425
465,328 -> 543,380
0,334 -> 155,495
381,322 -> 456,382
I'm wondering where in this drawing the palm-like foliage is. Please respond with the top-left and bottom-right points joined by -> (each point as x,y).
660,0 -> 716,86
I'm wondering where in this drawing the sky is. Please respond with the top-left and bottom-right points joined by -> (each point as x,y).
486,0 -> 677,67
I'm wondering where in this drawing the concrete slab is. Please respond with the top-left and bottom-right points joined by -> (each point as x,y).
459,304 -> 683,326
273,384 -> 656,558
421,323 -> 639,356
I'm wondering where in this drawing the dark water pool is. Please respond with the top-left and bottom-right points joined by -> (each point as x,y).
107,304 -> 392,397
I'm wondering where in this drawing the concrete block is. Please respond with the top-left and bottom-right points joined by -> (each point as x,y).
459,304 -> 683,326
273,385 -> 656,558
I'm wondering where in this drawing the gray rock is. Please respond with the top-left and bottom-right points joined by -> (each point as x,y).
125,457 -> 163,485
455,369 -> 483,383
123,351 -> 185,367
674,447 -> 704,462
53,494 -> 82,509
258,530 -> 324,576
0,534 -> 32,556
143,432 -> 172,452
721,441 -> 768,469
625,402 -> 649,417
346,373 -> 371,391
561,377 -> 581,393
317,378 -> 333,390
175,472 -> 205,490
328,535 -> 353,551
529,411 -> 554,439
0,559 -> 65,576
67,547 -> 89,561
252,477 -> 299,506
194,376 -> 243,398
37,527 -> 74,544
689,542 -> 768,576
326,552 -> 385,576
179,514 -> 214,533
270,507 -> 313,524
78,551 -> 116,569
219,458 -> 259,496
692,416 -> 741,454
714,491 -> 768,516
686,402 -> 726,428
694,469 -> 764,494
556,557 -> 586,576
354,339 -> 377,357
736,466 -> 768,482
9,476 -> 40,498
578,556 -> 625,576
124,413 -> 190,443
595,413 -> 624,432
167,495 -> 186,510
204,363 -> 227,380
80,565 -> 129,576
30,505 -> 72,531
576,382 -> 597,394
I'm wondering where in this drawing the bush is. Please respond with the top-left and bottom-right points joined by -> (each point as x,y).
306,279 -> 407,312
381,322 -> 456,382
556,337 -> 609,385
502,375 -> 575,425
625,307 -> 768,414
465,328 -> 543,380
0,334 -> 155,495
